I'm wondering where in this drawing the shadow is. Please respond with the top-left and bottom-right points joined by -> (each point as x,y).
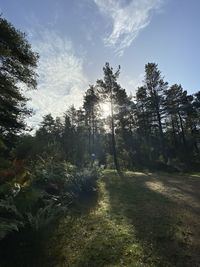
147,173 -> 200,217
103,171 -> 200,267
50,215 -> 130,267
156,173 -> 200,202
0,191 -> 99,267
35,189 -> 133,267
1,173 -> 199,267
0,227 -> 53,267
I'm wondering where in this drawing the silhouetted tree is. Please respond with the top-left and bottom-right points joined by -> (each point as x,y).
96,63 -> 128,172
0,16 -> 38,148
144,63 -> 168,162
83,85 -> 100,155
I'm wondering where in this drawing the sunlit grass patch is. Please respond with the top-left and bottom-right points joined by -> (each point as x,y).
190,172 -> 200,177
4,170 -> 199,267
45,172 -> 158,267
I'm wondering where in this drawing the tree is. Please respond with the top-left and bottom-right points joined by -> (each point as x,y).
164,84 -> 189,150
0,16 -> 38,147
96,63 -> 125,172
63,106 -> 88,166
37,114 -> 55,134
192,91 -> 200,153
183,93 -> 199,154
193,91 -> 200,130
144,63 -> 168,162
83,85 -> 100,155
35,114 -> 63,158
135,86 -> 153,163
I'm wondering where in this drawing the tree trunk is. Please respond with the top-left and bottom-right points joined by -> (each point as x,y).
178,111 -> 187,149
171,116 -> 178,146
155,105 -> 167,163
88,117 -> 91,154
190,124 -> 199,153
92,109 -> 95,150
110,96 -> 120,172
111,115 -> 120,172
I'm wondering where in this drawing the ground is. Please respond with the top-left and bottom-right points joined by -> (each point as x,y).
1,170 -> 200,267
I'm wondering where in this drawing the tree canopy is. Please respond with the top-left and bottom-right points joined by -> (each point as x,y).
0,16 -> 38,147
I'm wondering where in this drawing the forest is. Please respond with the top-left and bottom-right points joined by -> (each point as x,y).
0,16 -> 200,267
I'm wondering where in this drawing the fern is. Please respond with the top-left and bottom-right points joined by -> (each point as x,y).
26,202 -> 65,231
0,198 -> 24,240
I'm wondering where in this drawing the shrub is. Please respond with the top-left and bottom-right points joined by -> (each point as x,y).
0,198 -> 24,240
26,202 -> 65,231
0,156 -> 99,240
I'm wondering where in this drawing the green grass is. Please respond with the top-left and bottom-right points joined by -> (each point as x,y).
1,170 -> 200,267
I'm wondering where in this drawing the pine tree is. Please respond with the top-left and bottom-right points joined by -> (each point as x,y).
96,63 -> 126,172
144,63 -> 168,162
83,85 -> 100,155
164,84 -> 188,150
0,16 -> 38,147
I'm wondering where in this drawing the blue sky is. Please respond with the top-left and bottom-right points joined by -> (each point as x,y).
1,0 -> 200,126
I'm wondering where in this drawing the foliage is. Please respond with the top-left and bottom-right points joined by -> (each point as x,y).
26,202 -> 64,231
11,60 -> 199,172
0,155 -> 99,240
0,16 -> 38,148
0,198 -> 24,240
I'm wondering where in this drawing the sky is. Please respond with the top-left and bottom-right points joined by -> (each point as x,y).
1,0 -> 200,127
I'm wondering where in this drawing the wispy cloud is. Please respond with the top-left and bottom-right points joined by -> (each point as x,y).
94,0 -> 163,56
119,73 -> 144,96
25,30 -> 88,129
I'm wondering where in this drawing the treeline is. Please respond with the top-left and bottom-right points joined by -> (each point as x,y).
14,63 -> 200,172
0,15 -> 200,173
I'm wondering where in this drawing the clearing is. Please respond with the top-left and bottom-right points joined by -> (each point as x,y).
1,170 -> 200,267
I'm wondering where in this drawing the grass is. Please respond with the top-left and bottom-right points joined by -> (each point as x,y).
1,170 -> 200,267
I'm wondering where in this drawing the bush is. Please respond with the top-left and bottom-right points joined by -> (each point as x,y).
0,198 -> 24,240
26,202 -> 65,231
31,157 -> 98,198
0,157 -> 99,240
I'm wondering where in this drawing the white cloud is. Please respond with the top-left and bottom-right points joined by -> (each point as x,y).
94,0 -> 163,56
119,73 -> 144,96
25,30 -> 88,129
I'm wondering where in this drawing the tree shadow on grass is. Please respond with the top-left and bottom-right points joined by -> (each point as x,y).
155,173 -> 200,207
0,187 -> 136,267
50,215 -> 132,267
0,191 -> 99,267
0,228 -> 53,267
103,171 -> 200,267
43,185 -> 139,267
1,173 -> 199,267
0,188 -> 136,267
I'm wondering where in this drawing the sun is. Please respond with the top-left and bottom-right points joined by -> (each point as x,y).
100,102 -> 111,118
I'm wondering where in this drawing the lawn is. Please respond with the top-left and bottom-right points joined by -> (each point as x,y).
1,170 -> 200,267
